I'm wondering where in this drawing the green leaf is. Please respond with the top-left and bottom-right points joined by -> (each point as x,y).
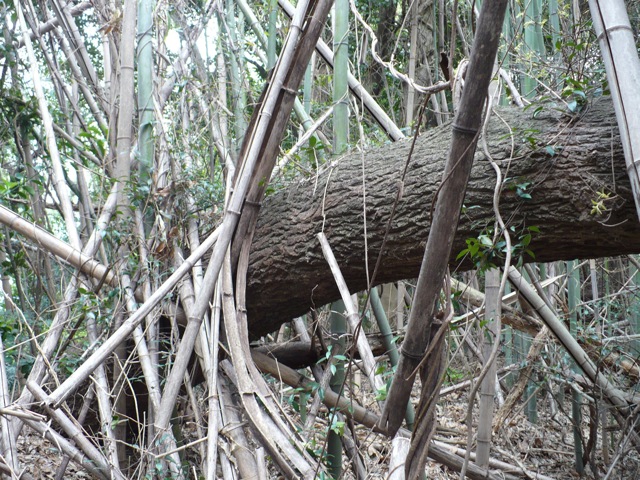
479,235 -> 493,247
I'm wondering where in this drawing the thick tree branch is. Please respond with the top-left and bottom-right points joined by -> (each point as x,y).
247,98 -> 639,336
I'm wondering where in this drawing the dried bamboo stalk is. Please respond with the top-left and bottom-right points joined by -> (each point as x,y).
222,252 -> 316,478
0,206 -> 115,287
16,2 -> 91,46
388,436 -> 410,480
53,385 -> 95,480
85,315 -> 120,470
14,0 -> 82,250
317,232 -> 385,394
0,334 -> 18,476
217,373 -> 258,478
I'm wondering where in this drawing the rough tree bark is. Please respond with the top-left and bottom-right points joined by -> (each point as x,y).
247,98 -> 640,336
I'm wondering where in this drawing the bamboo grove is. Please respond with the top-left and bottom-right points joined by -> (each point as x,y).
0,0 -> 639,478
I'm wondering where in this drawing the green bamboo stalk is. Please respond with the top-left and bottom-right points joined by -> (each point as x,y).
567,260 -> 584,474
524,333 -> 538,424
370,286 -> 415,430
267,0 -> 278,71
328,300 -> 346,479
327,0 -> 349,467
548,0 -> 560,48
522,0 -> 540,99
501,276 -> 514,386
333,0 -> 349,153
532,0 -> 545,56
303,57 -> 313,115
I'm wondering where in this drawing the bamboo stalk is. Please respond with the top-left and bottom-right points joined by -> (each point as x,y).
85,314 -> 120,471
567,260 -> 585,473
0,206 -> 115,287
506,267 -> 634,427
13,0 -> 82,251
327,299 -> 346,479
476,268 -> 501,467
205,285 -> 222,478
380,0 -> 509,437
333,0 -> 349,153
113,0 -> 136,208
217,374 -> 258,479
0,334 -> 18,477
221,253 -> 316,478
588,0 -> 640,220
137,0 -> 155,184
278,0 -> 404,141
53,386 -> 95,480
318,232 -> 385,394
16,2 -> 91,46
50,0 -> 105,109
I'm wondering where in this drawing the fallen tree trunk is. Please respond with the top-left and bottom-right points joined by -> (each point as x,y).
247,98 -> 640,335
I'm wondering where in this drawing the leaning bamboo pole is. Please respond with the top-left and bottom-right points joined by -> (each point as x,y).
235,0 -> 329,146
379,0 -> 509,437
507,267 -> 633,421
153,0 -> 333,433
318,232 -> 385,394
0,206 -> 115,287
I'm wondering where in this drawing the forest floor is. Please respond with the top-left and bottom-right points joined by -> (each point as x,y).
338,384 -> 640,479
12,367 -> 640,479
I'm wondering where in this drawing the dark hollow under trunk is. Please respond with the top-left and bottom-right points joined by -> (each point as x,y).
246,98 -> 640,336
